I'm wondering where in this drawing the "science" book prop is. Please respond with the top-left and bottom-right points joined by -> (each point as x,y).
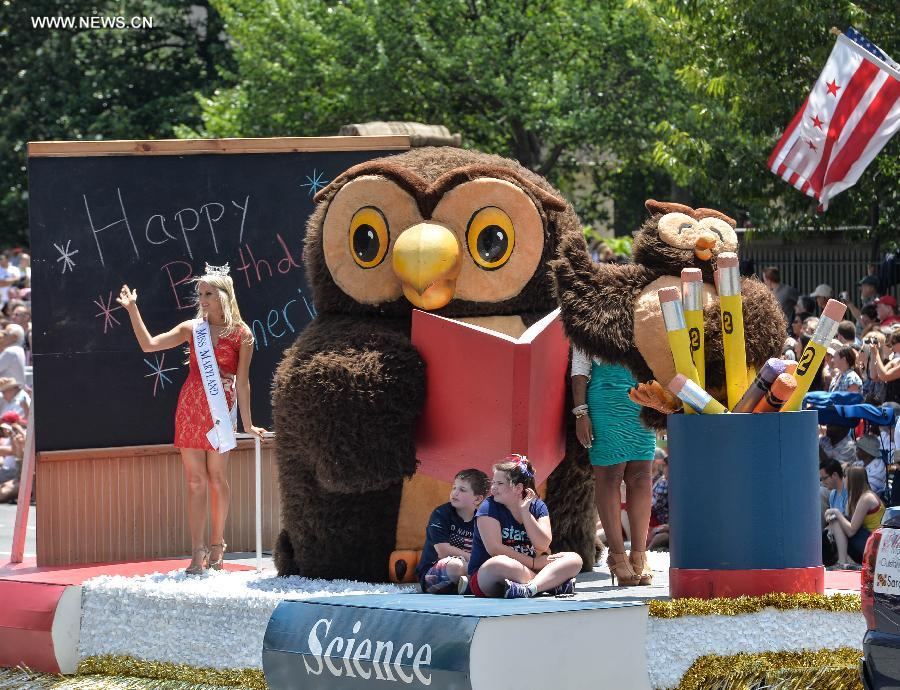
263,594 -> 650,690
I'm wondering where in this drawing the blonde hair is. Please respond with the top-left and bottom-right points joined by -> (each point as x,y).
191,273 -> 251,343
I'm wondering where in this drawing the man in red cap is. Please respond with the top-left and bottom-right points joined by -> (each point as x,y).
875,295 -> 899,328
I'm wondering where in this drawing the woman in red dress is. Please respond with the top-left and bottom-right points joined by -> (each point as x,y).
118,266 -> 266,575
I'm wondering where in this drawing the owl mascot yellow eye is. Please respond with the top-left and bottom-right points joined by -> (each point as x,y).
271,147 -> 599,581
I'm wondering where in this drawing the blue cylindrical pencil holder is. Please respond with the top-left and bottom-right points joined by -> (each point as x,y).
667,410 -> 823,598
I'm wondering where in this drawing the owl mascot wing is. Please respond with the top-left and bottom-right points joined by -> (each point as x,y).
551,200 -> 785,430
273,147 -> 600,581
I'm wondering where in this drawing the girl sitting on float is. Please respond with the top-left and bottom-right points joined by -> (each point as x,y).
466,454 -> 582,598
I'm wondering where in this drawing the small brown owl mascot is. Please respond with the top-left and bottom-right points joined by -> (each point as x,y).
551,199 -> 786,429
272,147 -> 596,582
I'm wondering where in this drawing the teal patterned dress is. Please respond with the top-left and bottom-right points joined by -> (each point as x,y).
585,359 -> 656,466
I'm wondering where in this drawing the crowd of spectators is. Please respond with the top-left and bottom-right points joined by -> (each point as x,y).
0,249 -> 31,503
763,264 -> 900,569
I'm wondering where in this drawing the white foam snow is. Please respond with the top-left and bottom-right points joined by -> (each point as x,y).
80,568 -> 416,669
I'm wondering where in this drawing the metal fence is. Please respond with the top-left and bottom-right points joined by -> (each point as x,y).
741,239 -> 898,302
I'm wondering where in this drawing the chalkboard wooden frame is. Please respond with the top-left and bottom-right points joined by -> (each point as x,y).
29,136 -> 410,452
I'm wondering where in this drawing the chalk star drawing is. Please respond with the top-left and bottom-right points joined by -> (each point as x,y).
144,352 -> 178,397
93,291 -> 124,333
300,169 -> 330,196
53,240 -> 79,273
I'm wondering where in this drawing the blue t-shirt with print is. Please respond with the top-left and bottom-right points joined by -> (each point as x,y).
415,502 -> 476,580
467,495 -> 549,575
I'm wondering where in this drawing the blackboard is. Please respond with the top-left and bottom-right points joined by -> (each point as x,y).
28,136 -> 409,452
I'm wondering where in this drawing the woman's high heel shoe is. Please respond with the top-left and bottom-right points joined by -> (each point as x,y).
629,549 -> 653,586
209,542 -> 227,571
185,546 -> 209,576
607,552 -> 640,586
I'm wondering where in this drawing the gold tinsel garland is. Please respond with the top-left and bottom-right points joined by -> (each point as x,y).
676,647 -> 863,690
3,647 -> 865,690
649,592 -> 861,618
77,656 -> 266,689
0,666 -> 246,689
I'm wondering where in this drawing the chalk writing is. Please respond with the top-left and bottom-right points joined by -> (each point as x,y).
83,187 -> 139,267
93,291 -> 124,333
85,189 -> 251,265
301,169 -> 330,196
233,196 -> 250,243
160,260 -> 195,311
143,352 -> 178,397
54,240 -> 79,273
235,233 -> 303,288
250,288 -> 316,350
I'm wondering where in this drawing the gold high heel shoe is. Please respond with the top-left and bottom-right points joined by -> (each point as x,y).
607,551 -> 640,586
629,549 -> 653,586
209,542 -> 227,571
185,546 -> 209,576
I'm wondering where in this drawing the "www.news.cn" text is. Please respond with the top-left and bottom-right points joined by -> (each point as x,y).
31,16 -> 154,30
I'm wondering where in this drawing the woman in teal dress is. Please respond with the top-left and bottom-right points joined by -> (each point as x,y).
572,347 -> 656,586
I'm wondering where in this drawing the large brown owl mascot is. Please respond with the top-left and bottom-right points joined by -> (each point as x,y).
551,199 -> 786,429
272,147 -> 596,582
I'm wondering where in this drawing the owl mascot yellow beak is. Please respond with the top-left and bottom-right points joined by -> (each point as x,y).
392,222 -> 461,310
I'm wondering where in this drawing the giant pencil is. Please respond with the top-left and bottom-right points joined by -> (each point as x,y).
681,268 -> 705,389
668,374 -> 727,415
717,253 -> 747,410
782,299 -> 845,412
659,287 -> 702,414
753,373 -> 798,413
732,358 -> 787,413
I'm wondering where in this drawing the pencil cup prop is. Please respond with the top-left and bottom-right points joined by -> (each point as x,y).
658,287 -> 702,413
781,299 -> 846,412
681,268 -> 705,389
667,410 -> 823,598
716,253 -> 747,410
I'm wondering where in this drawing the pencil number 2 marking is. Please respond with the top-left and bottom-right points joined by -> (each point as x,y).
689,327 -> 701,352
797,347 -> 815,376
722,311 -> 734,334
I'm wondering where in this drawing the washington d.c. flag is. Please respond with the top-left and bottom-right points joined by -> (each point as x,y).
768,28 -> 900,210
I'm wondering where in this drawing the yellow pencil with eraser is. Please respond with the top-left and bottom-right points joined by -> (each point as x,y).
717,252 -> 747,410
668,374 -> 728,415
659,286 -> 702,413
681,268 -> 705,389
782,299 -> 846,412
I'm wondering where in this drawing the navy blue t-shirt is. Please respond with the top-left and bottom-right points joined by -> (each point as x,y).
415,502 -> 476,579
467,496 -> 549,575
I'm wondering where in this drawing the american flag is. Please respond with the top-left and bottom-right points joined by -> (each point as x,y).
768,28 -> 900,211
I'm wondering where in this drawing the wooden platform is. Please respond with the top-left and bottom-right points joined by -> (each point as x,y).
35,439 -> 280,565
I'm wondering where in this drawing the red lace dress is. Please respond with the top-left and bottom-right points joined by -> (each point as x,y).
173,325 -> 245,450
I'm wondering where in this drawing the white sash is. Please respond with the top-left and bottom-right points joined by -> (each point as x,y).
193,319 -> 237,453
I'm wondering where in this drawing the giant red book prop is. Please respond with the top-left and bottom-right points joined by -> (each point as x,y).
411,308 -> 569,484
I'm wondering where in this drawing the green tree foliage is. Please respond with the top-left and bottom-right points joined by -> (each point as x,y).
0,1 -> 232,246
194,0 -> 673,228
631,0 -> 898,234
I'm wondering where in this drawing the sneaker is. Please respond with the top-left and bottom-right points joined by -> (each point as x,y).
547,577 -> 576,597
457,575 -> 469,595
503,579 -> 534,599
